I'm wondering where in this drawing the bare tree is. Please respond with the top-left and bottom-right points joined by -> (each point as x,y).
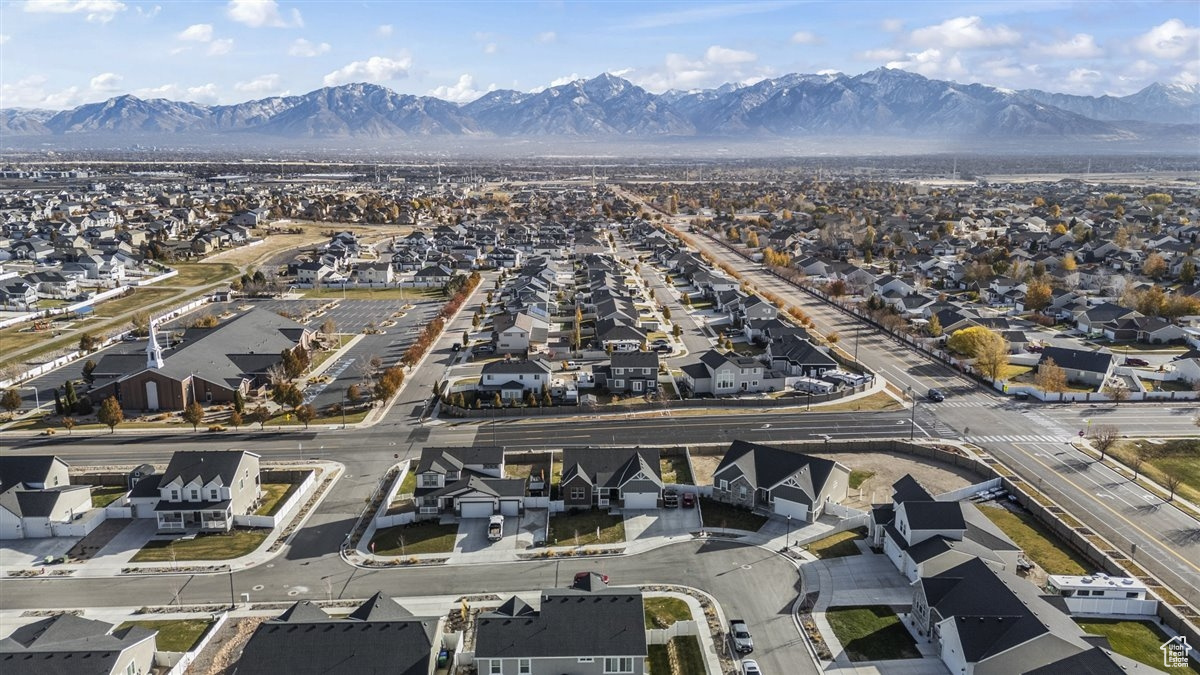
1103,382 -> 1130,405
266,363 -> 289,387
1164,474 -> 1182,502
1089,424 -> 1120,461
1129,448 -> 1145,482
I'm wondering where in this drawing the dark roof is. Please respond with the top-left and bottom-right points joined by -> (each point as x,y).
159,450 -> 257,487
348,592 -> 412,621
415,447 -> 504,474
3,487 -> 89,518
0,614 -> 156,675
0,456 -> 64,492
1039,346 -> 1113,375
1024,647 -> 1151,674
713,440 -> 842,498
561,448 -> 662,491
611,351 -> 659,369
476,588 -> 646,660
891,475 -> 933,504
480,359 -> 552,375
771,335 -> 836,367
902,501 -> 966,531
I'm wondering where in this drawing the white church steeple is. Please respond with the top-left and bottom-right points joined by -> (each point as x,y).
146,317 -> 164,369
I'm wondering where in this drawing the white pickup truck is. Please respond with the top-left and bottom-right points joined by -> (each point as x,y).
487,515 -> 504,541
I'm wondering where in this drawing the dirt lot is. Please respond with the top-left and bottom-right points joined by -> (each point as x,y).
687,448 -> 978,509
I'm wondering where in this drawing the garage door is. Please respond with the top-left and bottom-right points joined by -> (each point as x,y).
0,516 -> 23,540
773,498 -> 809,521
623,492 -> 659,510
460,501 -> 495,518
500,499 -> 521,516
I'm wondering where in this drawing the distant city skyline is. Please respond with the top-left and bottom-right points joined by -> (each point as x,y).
1,0 -> 1196,109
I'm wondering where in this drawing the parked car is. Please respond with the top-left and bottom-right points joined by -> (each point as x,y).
487,515 -> 504,541
1124,358 -> 1149,367
651,338 -> 670,347
729,619 -> 754,653
653,344 -> 673,353
927,388 -> 946,402
681,492 -> 695,508
452,342 -> 462,352
1025,344 -> 1044,353
741,659 -> 763,675
474,344 -> 495,355
663,489 -> 679,508
574,571 -> 610,585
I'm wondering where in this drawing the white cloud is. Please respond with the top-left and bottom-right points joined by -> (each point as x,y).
376,24 -> 393,37
1,75 -> 82,108
1030,33 -> 1102,59
537,31 -> 557,43
235,73 -> 285,95
89,72 -> 122,91
789,31 -> 819,45
886,48 -> 967,79
134,82 -> 221,103
704,45 -> 756,65
0,34 -> 10,45
1134,19 -> 1199,60
881,18 -> 904,32
322,55 -> 412,86
859,48 -> 903,61
483,42 -> 498,54
23,0 -> 126,23
429,74 -> 495,103
226,0 -> 301,28
134,4 -> 159,18
910,16 -> 1020,49
178,23 -> 213,42
207,38 -> 234,56
549,73 -> 581,87
609,68 -> 634,77
288,38 -> 330,57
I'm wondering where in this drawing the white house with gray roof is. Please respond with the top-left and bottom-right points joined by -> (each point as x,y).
155,450 -> 261,532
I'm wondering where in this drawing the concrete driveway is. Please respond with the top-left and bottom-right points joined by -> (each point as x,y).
817,552 -> 913,608
0,536 -> 78,568
623,506 -> 701,541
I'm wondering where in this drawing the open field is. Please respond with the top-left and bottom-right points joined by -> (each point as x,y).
168,262 -> 240,287
116,619 -> 214,653
130,529 -> 269,562
826,606 -> 921,662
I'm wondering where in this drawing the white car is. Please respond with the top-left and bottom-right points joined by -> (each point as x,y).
741,659 -> 762,675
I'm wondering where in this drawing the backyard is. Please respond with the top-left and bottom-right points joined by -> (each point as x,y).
647,636 -> 705,675
699,497 -> 767,532
549,509 -> 626,546
130,529 -> 269,562
1076,619 -> 1200,674
978,505 -> 1089,576
643,597 -> 693,629
90,486 -> 128,508
254,482 -> 301,517
116,619 -> 214,653
369,521 -> 458,556
659,455 -> 693,484
825,605 -> 921,662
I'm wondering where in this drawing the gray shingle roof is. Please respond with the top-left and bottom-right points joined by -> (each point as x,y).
561,448 -> 662,491
476,588 -> 646,659
159,450 -> 256,487
1039,346 -> 1113,375
713,440 -> 840,499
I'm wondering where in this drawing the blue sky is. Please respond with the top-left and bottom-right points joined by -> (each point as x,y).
1,0 -> 1197,108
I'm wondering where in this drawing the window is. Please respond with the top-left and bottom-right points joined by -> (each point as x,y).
518,659 -> 531,674
171,490 -> 179,501
421,474 -> 441,487
1126,591 -> 1139,598
210,489 -> 219,500
604,657 -> 634,673
125,661 -> 137,675
578,657 -> 594,663
570,487 -> 585,500
490,661 -> 502,675
738,485 -> 748,500
612,379 -> 624,388
190,490 -> 199,500
632,381 -> 642,391
719,480 -> 728,491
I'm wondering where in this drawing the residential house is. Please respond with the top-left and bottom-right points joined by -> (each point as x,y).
477,359 -> 553,402
1103,316 -> 1186,344
154,450 -> 262,532
766,334 -> 837,379
412,446 -> 524,518
595,318 -> 646,352
680,350 -> 780,396
492,312 -> 550,354
0,280 -> 37,309
0,455 -> 92,540
710,440 -> 849,522
1037,347 -> 1115,388
234,592 -> 441,675
411,264 -> 454,286
474,585 -> 647,675
560,447 -> 663,510
356,261 -> 394,285
599,351 -> 660,395
1074,302 -> 1141,335
0,614 -> 158,675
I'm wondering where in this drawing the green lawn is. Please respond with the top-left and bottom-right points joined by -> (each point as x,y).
647,644 -> 671,675
1076,619 -> 1200,674
168,262 -> 239,287
647,636 -> 705,675
1110,439 -> 1200,505
659,456 -> 693,485
978,506 -> 1090,575
254,482 -> 301,516
825,606 -> 921,662
399,468 -> 417,494
130,529 -> 269,562
90,486 -> 128,508
116,619 -> 213,653
644,597 -> 693,629
806,528 -> 866,559
848,470 -> 875,490
699,497 -> 768,532
369,521 -> 458,556
550,509 -> 626,546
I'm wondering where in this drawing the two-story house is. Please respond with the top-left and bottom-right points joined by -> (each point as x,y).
0,455 -> 92,540
600,351 -> 659,395
355,261 -> 394,285
492,312 -> 550,354
474,584 -> 647,675
155,450 -> 261,532
710,440 -> 848,522
766,334 -> 838,379
0,614 -> 158,675
412,446 -> 525,519
560,447 -> 663,510
680,350 -> 779,396
478,359 -> 553,402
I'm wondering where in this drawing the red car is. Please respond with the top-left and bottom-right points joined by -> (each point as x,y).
574,571 -> 610,585
682,492 -> 696,508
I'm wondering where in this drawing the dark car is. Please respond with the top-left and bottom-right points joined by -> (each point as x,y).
1025,344 -> 1043,353
653,344 -> 673,353
927,388 -> 946,402
663,489 -> 679,508
1124,358 -> 1149,367
474,344 -> 495,355
681,492 -> 696,508
574,571 -> 610,585
452,342 -> 462,352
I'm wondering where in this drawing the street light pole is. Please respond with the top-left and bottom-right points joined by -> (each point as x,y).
24,386 -> 40,411
227,564 -> 236,609
786,515 -> 793,550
